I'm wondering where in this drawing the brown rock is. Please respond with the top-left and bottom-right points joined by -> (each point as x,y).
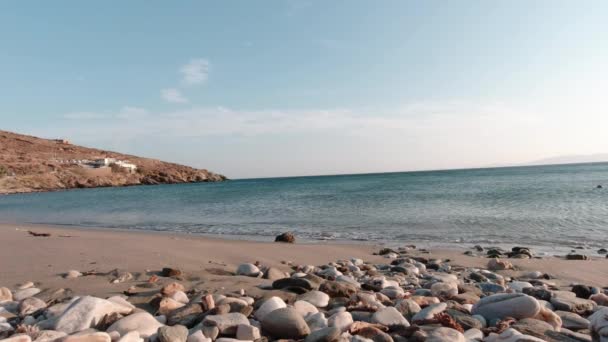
161,282 -> 185,296
0,287 -> 13,302
275,232 -> 296,243
488,258 -> 513,271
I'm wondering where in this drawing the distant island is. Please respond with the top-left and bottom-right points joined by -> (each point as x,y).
0,130 -> 226,195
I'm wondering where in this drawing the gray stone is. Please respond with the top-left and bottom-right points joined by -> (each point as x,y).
412,303 -> 447,323
298,291 -> 330,308
18,297 -> 47,317
327,311 -> 353,332
254,296 -> 286,321
394,299 -> 421,319
158,325 -> 189,342
304,326 -> 341,342
236,324 -> 260,340
235,264 -> 261,277
261,307 -> 311,339
203,313 -> 249,335
556,311 -> 590,330
306,312 -> 328,332
371,307 -> 409,327
33,330 -> 68,342
511,318 -> 555,339
13,288 -> 41,301
471,293 -> 540,321
426,327 -> 465,342
55,296 -> 132,334
551,292 -> 597,314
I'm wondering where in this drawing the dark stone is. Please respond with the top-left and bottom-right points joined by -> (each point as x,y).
446,309 -> 483,330
273,278 -> 314,291
572,285 -> 592,299
523,287 -> 553,301
566,254 -> 588,260
166,303 -> 204,327
598,248 -> 608,254
161,267 -> 184,278
275,232 -> 296,243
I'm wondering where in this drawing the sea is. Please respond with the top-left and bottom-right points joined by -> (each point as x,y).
1,162 -> 608,254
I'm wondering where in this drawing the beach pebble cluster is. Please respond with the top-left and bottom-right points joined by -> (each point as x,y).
0,246 -> 606,342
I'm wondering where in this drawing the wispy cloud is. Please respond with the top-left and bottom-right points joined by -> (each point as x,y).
161,88 -> 189,103
179,59 -> 210,85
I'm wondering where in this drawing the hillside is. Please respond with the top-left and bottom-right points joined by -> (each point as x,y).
0,130 -> 226,194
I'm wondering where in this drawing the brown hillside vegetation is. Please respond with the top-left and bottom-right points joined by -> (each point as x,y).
0,130 -> 226,194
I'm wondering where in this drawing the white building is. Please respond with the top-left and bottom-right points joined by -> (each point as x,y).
114,160 -> 138,173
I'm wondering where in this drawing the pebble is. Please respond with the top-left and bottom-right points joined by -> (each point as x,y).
62,332 -> 112,342
186,330 -> 210,342
203,313 -> 249,335
117,331 -> 144,342
371,306 -> 409,327
34,330 -> 68,342
107,312 -> 164,338
298,290 -> 330,308
64,270 -> 82,279
236,324 -> 260,340
171,291 -> 190,304
471,293 -> 540,321
412,302 -> 447,322
55,296 -> 132,334
556,310 -> 591,330
235,264 -> 261,277
305,312 -> 329,331
158,325 -> 189,342
304,326 -> 341,342
254,296 -> 286,321
0,287 -> 13,302
550,291 -> 597,314
161,282 -> 186,297
261,307 -> 311,339
430,281 -> 458,298
294,300 -> 319,317
328,311 -> 353,332
13,287 -> 41,301
18,296 -> 47,317
426,327 -> 465,342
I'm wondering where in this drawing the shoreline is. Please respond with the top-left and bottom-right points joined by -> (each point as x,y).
1,223 -> 608,291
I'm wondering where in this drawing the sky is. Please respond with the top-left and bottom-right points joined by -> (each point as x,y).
1,1 -> 607,178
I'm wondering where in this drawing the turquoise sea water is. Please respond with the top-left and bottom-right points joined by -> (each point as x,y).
1,163 -> 608,250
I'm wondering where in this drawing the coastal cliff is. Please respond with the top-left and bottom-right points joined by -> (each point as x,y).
0,130 -> 226,194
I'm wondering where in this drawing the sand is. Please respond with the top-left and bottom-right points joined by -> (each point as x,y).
1,223 -> 607,300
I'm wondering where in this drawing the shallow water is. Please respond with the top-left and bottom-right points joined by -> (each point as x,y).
1,163 -> 608,251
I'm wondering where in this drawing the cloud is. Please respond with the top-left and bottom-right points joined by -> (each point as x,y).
161,88 -> 189,103
116,106 -> 148,119
179,59 -> 210,85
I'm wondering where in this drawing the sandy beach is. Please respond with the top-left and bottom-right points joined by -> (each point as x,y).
2,223 -> 607,295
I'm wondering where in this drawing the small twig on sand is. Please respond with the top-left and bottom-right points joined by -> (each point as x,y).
27,230 -> 51,237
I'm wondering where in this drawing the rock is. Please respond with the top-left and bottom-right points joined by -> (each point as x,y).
18,297 -> 47,317
571,285 -> 592,299
203,313 -> 249,335
161,267 -> 184,278
471,293 -> 540,321
371,307 -> 409,327
272,277 -> 316,291
34,330 -> 68,342
275,232 -> 295,243
159,297 -> 186,315
55,296 -> 131,334
351,326 -> 393,342
591,293 -> 608,306
590,307 -> 608,341
235,264 -> 261,277
412,302 -> 447,322
566,254 -> 588,260
431,281 -> 458,298
186,330 -> 210,342
236,324 -> 260,340
478,283 -> 506,294
304,326 -> 341,342
62,332 -> 112,342
161,282 -> 186,296
201,325 -> 219,340
507,281 -> 533,293
171,291 -> 190,304
117,331 -> 143,342
0,287 -> 13,302
328,311 -> 353,332
522,287 -> 553,301
254,296 -> 286,321
294,300 -> 319,317
65,270 -> 82,279
166,303 -> 204,326
107,312 -> 164,338
463,328 -> 483,341
306,312 -> 329,332
1,335 -> 32,342
158,325 -> 189,342
263,267 -> 287,281
550,292 -> 597,314
298,291 -> 330,308
556,311 -> 590,330
319,281 -> 358,298
18,282 -> 34,290
13,288 -> 41,301
35,288 -> 73,305
511,318 -> 555,338
394,299 -> 421,319
488,258 -> 513,271
485,328 -> 546,342
446,309 -> 483,330
426,327 -> 465,342
261,307 -> 310,339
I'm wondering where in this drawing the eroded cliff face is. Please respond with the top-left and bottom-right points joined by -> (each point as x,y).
0,130 -> 226,194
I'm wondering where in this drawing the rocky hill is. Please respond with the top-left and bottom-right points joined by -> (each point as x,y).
0,130 -> 226,194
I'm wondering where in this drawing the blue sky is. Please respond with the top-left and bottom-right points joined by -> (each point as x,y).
1,1 -> 607,178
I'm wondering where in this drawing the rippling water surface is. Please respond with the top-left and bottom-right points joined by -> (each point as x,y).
1,163 -> 608,249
